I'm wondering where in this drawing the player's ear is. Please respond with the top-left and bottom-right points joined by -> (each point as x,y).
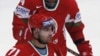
32,28 -> 40,39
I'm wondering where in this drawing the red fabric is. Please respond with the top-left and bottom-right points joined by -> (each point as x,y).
66,23 -> 85,41
12,0 -> 93,56
29,14 -> 51,28
6,41 -> 62,56
12,15 -> 27,40
77,41 -> 93,56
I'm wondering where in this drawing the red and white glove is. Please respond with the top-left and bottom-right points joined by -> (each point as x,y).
13,26 -> 25,40
77,41 -> 93,56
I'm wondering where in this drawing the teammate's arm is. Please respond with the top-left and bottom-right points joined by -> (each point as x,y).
12,0 -> 36,40
65,0 -> 93,56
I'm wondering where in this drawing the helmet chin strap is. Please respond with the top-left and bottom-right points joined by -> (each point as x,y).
28,22 -> 32,33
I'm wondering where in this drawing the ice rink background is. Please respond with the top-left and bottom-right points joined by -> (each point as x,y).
0,0 -> 100,56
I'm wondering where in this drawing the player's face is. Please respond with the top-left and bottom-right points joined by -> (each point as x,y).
37,26 -> 54,44
44,0 -> 58,8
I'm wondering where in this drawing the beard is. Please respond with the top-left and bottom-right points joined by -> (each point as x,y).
36,34 -> 51,44
37,38 -> 48,44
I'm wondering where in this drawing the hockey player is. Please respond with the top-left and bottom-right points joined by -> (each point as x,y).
6,14 -> 62,56
12,0 -> 93,56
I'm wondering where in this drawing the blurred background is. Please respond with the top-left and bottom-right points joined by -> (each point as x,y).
0,0 -> 100,56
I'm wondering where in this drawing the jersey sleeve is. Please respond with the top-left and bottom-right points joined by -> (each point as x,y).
65,0 -> 85,42
65,0 -> 93,55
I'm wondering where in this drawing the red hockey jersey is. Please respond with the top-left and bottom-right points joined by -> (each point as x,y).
6,41 -> 62,56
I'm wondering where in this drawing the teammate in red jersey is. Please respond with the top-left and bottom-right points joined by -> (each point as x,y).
6,14 -> 62,56
12,0 -> 93,56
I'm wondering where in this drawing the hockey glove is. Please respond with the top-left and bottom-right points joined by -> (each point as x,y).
77,41 -> 93,56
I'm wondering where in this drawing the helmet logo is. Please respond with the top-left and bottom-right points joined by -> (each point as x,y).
43,18 -> 54,27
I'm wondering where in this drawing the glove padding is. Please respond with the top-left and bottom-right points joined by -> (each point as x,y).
13,26 -> 25,40
77,41 -> 93,56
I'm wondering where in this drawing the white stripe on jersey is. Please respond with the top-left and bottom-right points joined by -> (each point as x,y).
8,47 -> 20,56
65,12 -> 81,23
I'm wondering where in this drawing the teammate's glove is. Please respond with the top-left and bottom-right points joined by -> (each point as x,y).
77,41 -> 93,56
13,26 -> 25,40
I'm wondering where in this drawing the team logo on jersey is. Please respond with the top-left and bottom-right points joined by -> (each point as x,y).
14,5 -> 30,18
53,38 -> 58,44
65,12 -> 81,23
